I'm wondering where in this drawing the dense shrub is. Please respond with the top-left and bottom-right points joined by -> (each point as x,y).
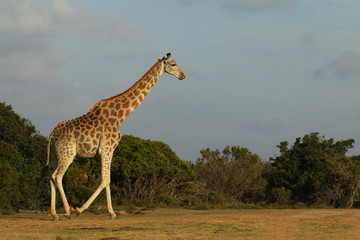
194,146 -> 267,205
2,102 -> 360,212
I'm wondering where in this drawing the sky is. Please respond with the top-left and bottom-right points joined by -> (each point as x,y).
1,0 -> 360,161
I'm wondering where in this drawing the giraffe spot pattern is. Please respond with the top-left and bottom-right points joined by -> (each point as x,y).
48,58 -> 175,219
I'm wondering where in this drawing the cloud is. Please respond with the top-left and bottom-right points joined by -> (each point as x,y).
328,50 -> 360,79
0,0 -> 144,82
0,0 -> 144,135
0,51 -> 65,83
222,0 -> 298,11
0,0 -> 73,86
0,0 -> 79,36
314,50 -> 360,81
0,0 -> 142,38
177,0 -> 298,11
300,33 -> 316,45
246,113 -> 295,133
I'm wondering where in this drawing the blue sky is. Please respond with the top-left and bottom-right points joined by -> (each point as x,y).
1,0 -> 360,161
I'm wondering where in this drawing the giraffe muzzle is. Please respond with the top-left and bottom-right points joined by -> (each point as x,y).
178,73 -> 186,80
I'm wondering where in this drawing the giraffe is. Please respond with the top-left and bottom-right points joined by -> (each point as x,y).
47,53 -> 185,220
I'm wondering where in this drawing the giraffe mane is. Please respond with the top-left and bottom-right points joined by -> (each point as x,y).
97,58 -> 164,104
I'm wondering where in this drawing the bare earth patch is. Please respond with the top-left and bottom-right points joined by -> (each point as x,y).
0,208 -> 359,240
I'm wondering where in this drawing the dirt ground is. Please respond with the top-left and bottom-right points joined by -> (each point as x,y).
1,208 -> 360,240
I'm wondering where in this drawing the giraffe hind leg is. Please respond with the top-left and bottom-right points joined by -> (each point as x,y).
50,154 -> 75,220
50,177 -> 59,220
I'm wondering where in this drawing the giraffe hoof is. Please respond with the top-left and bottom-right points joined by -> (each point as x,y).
110,213 -> 117,220
64,214 -> 71,219
76,207 -> 82,217
51,214 -> 59,221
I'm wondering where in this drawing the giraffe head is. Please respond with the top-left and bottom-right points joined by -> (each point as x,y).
163,53 -> 186,80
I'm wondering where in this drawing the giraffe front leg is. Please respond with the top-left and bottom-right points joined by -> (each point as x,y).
76,178 -> 109,217
77,148 -> 116,219
102,148 -> 117,219
106,185 -> 116,219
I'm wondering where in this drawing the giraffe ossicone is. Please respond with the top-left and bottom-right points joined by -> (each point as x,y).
47,53 -> 185,220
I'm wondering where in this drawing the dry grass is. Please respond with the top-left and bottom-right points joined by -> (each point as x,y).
0,208 -> 360,240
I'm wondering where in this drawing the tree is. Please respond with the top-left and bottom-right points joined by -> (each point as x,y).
195,146 -> 267,204
270,132 -> 356,206
109,135 -> 194,205
0,102 -> 48,211
0,141 -> 21,212
323,155 -> 360,208
57,135 -> 195,208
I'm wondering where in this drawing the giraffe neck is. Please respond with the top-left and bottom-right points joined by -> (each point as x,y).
91,59 -> 165,127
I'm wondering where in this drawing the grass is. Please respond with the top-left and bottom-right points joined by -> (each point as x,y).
56,236 -> 74,240
298,214 -> 358,240
0,208 -> 360,240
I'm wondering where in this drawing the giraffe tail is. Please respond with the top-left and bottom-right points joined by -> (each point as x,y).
46,134 -> 53,166
35,135 -> 52,193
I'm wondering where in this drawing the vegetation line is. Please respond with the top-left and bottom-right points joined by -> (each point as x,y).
1,102 -> 360,214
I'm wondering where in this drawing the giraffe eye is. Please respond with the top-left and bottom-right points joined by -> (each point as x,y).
171,63 -> 177,67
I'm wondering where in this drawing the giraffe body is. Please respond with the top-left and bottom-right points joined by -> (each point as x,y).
47,53 -> 185,220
